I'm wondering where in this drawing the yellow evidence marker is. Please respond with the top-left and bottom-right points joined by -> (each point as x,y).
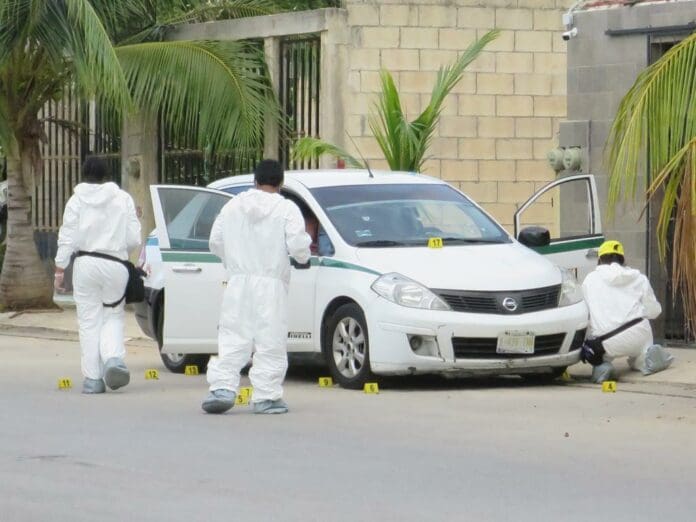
236,387 -> 253,406
602,381 -> 617,393
145,369 -> 159,380
57,378 -> 72,390
427,237 -> 443,249
363,382 -> 379,394
561,371 -> 572,382
318,377 -> 333,387
184,365 -> 199,376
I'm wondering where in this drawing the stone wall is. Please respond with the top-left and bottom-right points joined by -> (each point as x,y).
343,0 -> 573,228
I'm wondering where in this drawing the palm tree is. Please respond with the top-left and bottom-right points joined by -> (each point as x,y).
292,30 -> 499,172
606,32 -> 696,333
0,0 -> 280,309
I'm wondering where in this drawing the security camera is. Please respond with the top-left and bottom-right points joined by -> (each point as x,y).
562,27 -> 578,41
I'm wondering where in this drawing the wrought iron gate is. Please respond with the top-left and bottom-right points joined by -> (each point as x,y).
278,35 -> 321,170
33,95 -> 120,262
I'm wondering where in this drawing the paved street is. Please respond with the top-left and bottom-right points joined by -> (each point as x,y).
1,332 -> 695,522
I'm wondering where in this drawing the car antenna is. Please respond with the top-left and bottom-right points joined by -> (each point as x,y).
347,133 -> 374,179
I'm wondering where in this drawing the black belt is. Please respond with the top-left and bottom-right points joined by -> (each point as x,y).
597,317 -> 644,342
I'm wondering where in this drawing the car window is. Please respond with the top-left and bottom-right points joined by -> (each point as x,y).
311,184 -> 509,247
159,189 -> 230,250
221,184 -> 253,195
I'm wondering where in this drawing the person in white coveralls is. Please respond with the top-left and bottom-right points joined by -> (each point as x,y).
54,157 -> 141,394
202,159 -> 311,414
581,240 -> 673,383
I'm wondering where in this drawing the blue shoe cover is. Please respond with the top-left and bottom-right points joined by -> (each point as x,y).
103,358 -> 130,390
253,399 -> 288,414
82,378 -> 106,394
591,362 -> 615,384
202,389 -> 236,414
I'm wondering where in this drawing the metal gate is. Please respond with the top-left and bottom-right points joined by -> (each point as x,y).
159,121 -> 262,186
33,95 -> 120,262
278,35 -> 321,170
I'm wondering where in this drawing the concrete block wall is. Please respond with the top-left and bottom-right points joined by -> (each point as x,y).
344,0 -> 573,228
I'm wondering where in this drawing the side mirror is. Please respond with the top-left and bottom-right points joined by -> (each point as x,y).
517,226 -> 551,248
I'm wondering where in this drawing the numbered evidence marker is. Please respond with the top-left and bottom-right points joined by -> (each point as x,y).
363,382 -> 379,394
602,381 -> 617,393
318,376 -> 333,388
184,365 -> 199,376
145,369 -> 159,380
427,237 -> 443,249
235,387 -> 253,406
561,371 -> 572,382
57,378 -> 72,390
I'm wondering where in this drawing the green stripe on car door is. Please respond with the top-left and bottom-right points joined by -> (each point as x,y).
161,251 -> 379,276
531,236 -> 604,255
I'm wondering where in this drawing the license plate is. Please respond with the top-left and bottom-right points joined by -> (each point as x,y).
497,331 -> 535,354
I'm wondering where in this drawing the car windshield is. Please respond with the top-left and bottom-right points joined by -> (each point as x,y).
310,184 -> 510,247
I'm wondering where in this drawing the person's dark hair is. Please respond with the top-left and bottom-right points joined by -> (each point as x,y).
599,253 -> 625,266
82,157 -> 109,183
254,159 -> 284,187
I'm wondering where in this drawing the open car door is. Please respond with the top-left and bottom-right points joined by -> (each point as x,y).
514,174 -> 603,282
150,185 -> 231,354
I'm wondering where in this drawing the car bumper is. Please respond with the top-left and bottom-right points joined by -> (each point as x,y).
366,298 -> 587,376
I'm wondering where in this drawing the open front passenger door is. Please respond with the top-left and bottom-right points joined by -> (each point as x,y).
514,174 -> 603,282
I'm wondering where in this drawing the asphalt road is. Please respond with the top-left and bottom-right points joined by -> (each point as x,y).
1,333 -> 695,522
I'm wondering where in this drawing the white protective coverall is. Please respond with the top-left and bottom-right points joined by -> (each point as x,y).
581,262 -> 662,371
207,189 -> 311,401
55,182 -> 141,380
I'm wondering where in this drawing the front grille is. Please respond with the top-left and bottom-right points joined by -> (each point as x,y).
452,333 -> 566,359
434,285 -> 561,315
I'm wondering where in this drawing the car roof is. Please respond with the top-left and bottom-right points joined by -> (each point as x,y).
207,169 -> 445,190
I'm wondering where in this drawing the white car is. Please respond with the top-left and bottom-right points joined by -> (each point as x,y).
135,169 -> 604,388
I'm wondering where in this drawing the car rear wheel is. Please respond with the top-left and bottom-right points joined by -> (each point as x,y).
323,303 -> 375,389
521,366 -> 567,383
156,303 -> 210,374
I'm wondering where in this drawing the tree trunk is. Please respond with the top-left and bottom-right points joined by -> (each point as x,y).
0,145 -> 53,309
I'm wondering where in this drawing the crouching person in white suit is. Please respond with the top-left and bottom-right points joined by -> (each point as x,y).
582,240 -> 673,383
54,158 -> 141,394
202,159 -> 311,415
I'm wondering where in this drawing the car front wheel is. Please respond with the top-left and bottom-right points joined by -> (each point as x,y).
323,303 -> 374,389
156,304 -> 210,374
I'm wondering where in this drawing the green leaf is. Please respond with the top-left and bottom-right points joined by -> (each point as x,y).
292,137 -> 364,168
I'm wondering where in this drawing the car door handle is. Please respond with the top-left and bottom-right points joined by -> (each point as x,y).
172,264 -> 202,273
586,248 -> 598,259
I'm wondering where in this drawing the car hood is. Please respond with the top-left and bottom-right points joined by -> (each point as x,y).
354,242 -> 561,291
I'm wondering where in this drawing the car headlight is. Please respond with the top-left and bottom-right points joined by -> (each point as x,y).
558,268 -> 583,306
371,273 -> 451,311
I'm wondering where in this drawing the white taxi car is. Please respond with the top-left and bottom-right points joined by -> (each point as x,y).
135,169 -> 604,388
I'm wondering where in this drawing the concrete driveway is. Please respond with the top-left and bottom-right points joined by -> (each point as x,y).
1,333 -> 695,522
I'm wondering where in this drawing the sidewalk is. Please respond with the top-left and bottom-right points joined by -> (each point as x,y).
0,306 -> 148,343
0,307 -> 692,387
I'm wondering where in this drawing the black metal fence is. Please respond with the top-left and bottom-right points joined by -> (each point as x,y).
159,122 -> 262,186
278,35 -> 321,170
33,94 -> 120,262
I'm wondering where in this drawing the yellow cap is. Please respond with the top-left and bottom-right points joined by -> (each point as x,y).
598,240 -> 624,258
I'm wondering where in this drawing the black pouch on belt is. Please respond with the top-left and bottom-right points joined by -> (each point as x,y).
580,317 -> 644,366
75,251 -> 147,307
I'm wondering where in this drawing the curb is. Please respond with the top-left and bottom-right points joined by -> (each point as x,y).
0,324 -> 153,346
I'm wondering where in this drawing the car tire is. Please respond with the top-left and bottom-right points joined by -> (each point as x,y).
323,302 -> 375,389
156,303 -> 210,374
521,366 -> 567,383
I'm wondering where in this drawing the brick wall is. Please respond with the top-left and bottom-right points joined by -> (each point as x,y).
344,0 -> 571,229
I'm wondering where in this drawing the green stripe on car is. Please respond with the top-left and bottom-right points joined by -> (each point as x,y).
531,236 -> 604,255
161,251 -> 379,275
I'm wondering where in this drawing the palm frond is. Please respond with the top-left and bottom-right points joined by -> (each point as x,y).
0,0 -> 45,66
292,137 -> 364,168
606,32 -> 696,213
606,33 -> 696,333
117,39 -> 274,153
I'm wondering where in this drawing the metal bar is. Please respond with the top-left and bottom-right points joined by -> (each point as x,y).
606,22 -> 696,37
299,40 -> 306,170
